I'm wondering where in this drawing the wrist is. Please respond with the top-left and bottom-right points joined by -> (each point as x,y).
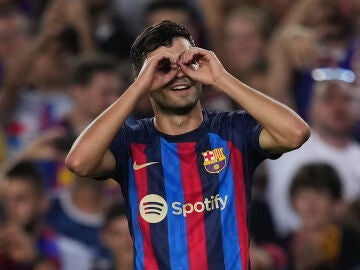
212,71 -> 232,90
131,80 -> 150,100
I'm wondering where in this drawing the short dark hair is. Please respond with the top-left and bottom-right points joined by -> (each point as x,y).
71,55 -> 118,86
4,160 -> 45,196
289,162 -> 342,202
130,20 -> 195,75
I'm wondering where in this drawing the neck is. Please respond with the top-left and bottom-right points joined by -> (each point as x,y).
153,103 -> 203,135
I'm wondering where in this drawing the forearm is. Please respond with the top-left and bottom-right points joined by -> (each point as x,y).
264,36 -> 295,108
213,72 -> 310,152
66,83 -> 144,176
281,0 -> 312,25
198,0 -> 224,52
76,23 -> 96,54
67,50 -> 180,176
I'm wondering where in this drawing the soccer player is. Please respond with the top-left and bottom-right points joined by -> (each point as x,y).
66,20 -> 310,270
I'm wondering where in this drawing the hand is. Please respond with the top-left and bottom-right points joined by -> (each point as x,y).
276,25 -> 319,69
19,128 -> 66,160
63,0 -> 90,31
39,0 -> 67,41
178,47 -> 226,86
135,53 -> 178,95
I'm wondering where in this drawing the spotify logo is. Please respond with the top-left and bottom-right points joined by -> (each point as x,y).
139,194 -> 168,223
139,193 -> 228,223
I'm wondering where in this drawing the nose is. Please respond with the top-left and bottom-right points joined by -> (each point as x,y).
175,65 -> 186,78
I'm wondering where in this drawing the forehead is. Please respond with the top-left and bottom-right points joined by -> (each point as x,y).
146,37 -> 193,59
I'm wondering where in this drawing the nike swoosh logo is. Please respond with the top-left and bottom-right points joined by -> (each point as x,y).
133,161 -> 159,171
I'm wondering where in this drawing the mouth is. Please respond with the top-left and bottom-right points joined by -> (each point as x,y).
170,84 -> 192,91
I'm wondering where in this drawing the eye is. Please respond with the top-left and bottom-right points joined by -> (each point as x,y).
158,58 -> 171,73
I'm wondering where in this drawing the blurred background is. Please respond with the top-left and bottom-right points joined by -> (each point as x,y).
0,0 -> 359,269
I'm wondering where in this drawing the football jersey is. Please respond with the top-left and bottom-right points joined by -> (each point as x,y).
109,110 -> 278,270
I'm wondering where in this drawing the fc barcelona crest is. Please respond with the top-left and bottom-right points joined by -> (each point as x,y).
202,147 -> 227,173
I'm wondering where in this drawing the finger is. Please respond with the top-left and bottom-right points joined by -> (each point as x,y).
143,53 -> 177,74
147,52 -> 176,65
155,55 -> 177,74
180,48 -> 207,65
157,58 -> 173,73
180,49 -> 196,65
160,68 -> 178,85
177,61 -> 196,78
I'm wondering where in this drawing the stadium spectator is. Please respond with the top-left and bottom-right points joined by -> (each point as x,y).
46,176 -> 110,267
0,8 -> 30,85
97,200 -> 133,270
265,0 -> 358,120
0,160 -> 92,270
266,69 -> 360,236
283,163 -> 360,269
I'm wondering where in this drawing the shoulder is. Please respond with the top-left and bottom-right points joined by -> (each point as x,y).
112,117 -> 155,144
204,109 -> 253,128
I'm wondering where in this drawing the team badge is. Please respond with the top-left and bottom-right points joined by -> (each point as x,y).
202,147 -> 227,173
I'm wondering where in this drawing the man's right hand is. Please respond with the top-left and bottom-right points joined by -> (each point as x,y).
134,53 -> 178,95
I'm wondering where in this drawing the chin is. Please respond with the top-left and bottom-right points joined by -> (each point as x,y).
162,104 -> 197,115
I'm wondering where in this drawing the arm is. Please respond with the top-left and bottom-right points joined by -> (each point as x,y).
179,48 -> 311,154
197,0 -> 224,52
0,0 -> 66,114
63,0 -> 95,54
0,0 -> 95,115
0,36 -> 46,113
264,24 -> 319,107
65,53 -> 178,177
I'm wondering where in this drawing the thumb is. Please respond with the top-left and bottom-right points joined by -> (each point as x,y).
178,62 -> 197,78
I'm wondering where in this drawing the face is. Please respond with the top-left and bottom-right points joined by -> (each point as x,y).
29,42 -> 70,87
293,188 -> 334,229
74,71 -> 122,119
2,178 -> 44,227
310,81 -> 358,138
0,15 -> 29,64
146,37 -> 202,115
223,14 -> 264,72
102,216 -> 133,264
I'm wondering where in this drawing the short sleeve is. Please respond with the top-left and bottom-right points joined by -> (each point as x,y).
232,111 -> 282,174
107,125 -> 132,183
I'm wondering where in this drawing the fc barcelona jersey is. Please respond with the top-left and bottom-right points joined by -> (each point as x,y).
109,110 -> 279,270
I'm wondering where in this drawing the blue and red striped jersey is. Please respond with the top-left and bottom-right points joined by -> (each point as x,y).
109,110 -> 279,270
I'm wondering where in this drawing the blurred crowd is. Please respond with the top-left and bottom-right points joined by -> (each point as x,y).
0,0 -> 359,269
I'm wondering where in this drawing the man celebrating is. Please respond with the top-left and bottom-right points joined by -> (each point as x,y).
66,21 -> 310,270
